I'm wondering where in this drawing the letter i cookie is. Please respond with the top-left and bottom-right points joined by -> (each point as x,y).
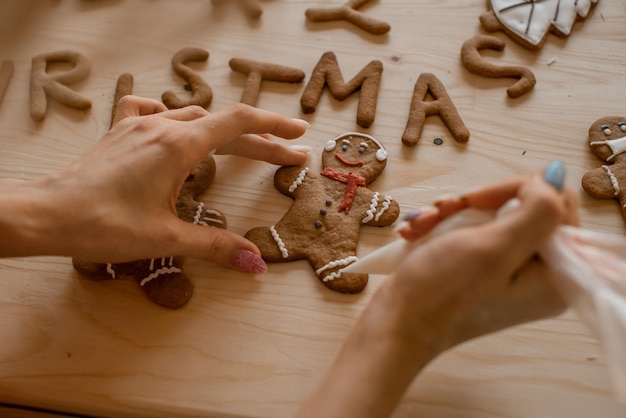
72,156 -> 227,308
245,132 -> 400,293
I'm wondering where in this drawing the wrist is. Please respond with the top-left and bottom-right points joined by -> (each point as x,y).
0,177 -> 74,258
297,280 -> 445,418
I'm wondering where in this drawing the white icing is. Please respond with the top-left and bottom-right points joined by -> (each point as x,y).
289,167 -> 310,192
490,0 -> 598,47
602,165 -> 620,196
363,192 -> 380,223
360,142 -> 369,148
270,225 -> 289,258
193,202 -> 205,224
149,258 -> 155,271
317,256 -> 359,282
106,263 -> 116,279
375,196 -> 392,221
324,139 -> 336,151
590,135 -> 626,161
140,266 -> 183,286
202,216 -> 224,225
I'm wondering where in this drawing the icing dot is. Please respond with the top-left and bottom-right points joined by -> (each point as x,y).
314,220 -> 323,228
619,122 -> 626,132
601,124 -> 611,136
342,144 -> 348,151
359,146 -> 365,153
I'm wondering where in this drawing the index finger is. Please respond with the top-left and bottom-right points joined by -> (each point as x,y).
189,104 -> 308,155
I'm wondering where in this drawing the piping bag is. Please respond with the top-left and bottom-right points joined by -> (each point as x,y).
343,198 -> 626,401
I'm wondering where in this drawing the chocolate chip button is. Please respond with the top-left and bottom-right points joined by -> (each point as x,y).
325,200 -> 332,206
320,208 -> 327,216
314,220 -> 323,228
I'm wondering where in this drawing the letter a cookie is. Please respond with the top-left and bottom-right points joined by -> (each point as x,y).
73,155 -> 227,309
245,132 -> 400,293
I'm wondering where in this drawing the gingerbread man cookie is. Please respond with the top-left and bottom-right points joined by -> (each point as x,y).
582,116 -> 626,223
245,132 -> 400,293
73,155 -> 227,309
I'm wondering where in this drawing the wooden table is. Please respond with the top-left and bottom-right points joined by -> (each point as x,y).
1,1 -> 625,417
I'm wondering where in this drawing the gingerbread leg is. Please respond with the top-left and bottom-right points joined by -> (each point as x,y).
310,253 -> 368,294
134,257 -> 192,309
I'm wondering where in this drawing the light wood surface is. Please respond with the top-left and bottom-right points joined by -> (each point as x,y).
0,1 -> 625,417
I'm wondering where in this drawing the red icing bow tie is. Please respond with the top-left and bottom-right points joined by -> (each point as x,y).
321,167 -> 366,213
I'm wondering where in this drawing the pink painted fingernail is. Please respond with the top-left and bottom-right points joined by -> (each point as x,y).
232,250 -> 267,274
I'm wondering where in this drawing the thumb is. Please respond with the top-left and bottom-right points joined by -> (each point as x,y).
171,221 -> 267,274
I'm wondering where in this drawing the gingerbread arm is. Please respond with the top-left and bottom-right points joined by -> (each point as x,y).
274,165 -> 311,197
582,166 -> 621,199
361,193 -> 400,227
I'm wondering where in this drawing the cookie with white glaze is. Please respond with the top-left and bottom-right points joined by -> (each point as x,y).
479,0 -> 599,50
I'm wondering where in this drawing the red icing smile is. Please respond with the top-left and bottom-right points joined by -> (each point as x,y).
335,153 -> 363,167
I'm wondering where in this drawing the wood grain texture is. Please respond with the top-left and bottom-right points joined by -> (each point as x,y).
0,0 -> 625,417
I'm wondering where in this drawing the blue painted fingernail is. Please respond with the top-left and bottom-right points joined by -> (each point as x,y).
403,209 -> 422,220
543,160 -> 566,192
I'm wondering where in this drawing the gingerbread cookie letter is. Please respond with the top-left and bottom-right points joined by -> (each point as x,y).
305,0 -> 391,35
245,132 -> 400,294
300,51 -> 383,129
73,156 -> 227,308
461,35 -> 536,99
211,0 -> 264,19
162,47 -> 213,110
582,116 -> 626,224
110,73 -> 134,128
30,50 -> 92,121
0,60 -> 14,108
229,58 -> 305,107
402,73 -> 469,146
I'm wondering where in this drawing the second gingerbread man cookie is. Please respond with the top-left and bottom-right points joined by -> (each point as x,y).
582,116 -> 626,223
245,132 -> 400,293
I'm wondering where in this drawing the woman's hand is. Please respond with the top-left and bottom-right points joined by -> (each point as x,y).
1,96 -> 310,272
297,161 -> 580,418
391,161 -> 578,349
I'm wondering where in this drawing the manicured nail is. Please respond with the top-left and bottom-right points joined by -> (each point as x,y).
232,250 -> 267,274
289,144 -> 313,153
543,160 -> 566,192
291,118 -> 311,128
403,209 -> 422,221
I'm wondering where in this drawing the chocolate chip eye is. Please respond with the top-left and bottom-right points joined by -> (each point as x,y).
358,147 -> 365,153
342,144 -> 348,151
601,124 -> 611,136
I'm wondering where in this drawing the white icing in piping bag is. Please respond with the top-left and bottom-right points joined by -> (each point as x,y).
345,198 -> 626,402
343,200 -> 518,275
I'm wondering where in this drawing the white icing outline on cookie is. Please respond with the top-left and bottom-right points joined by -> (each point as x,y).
602,165 -> 620,196
270,225 -> 289,258
317,256 -> 359,282
363,192 -> 380,223
289,167 -> 310,192
375,196 -> 392,221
